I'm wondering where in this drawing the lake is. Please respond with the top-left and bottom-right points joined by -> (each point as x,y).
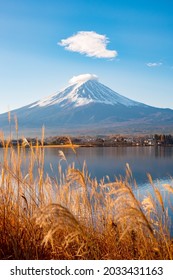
1,145 -> 173,188
42,146 -> 173,187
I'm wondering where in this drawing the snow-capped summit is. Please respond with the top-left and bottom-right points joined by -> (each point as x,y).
0,74 -> 173,136
30,74 -> 143,109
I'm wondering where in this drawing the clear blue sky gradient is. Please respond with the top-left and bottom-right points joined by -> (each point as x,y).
0,0 -> 173,113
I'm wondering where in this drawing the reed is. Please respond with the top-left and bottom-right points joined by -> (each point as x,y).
0,129 -> 173,260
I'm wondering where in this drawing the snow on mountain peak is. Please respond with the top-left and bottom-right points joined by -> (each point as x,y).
29,74 -> 143,109
68,74 -> 98,85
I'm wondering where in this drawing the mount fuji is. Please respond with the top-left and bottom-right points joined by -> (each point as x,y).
0,74 -> 173,136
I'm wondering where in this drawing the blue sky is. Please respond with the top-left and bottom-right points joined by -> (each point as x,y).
0,0 -> 173,113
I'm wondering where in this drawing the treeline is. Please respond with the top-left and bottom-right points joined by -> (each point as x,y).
154,134 -> 173,145
1,134 -> 173,147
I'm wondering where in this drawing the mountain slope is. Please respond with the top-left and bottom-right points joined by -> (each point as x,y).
29,74 -> 142,108
0,74 -> 173,136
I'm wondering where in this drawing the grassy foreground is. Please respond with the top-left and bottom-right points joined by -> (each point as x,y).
0,134 -> 173,260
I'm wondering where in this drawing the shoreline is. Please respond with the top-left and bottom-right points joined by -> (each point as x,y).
1,143 -> 173,148
32,144 -> 81,148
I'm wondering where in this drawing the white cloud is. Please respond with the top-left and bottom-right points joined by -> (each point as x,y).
146,62 -> 163,67
58,31 -> 117,59
69,74 -> 98,85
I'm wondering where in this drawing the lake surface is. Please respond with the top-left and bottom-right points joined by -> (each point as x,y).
1,146 -> 173,187
42,146 -> 173,187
